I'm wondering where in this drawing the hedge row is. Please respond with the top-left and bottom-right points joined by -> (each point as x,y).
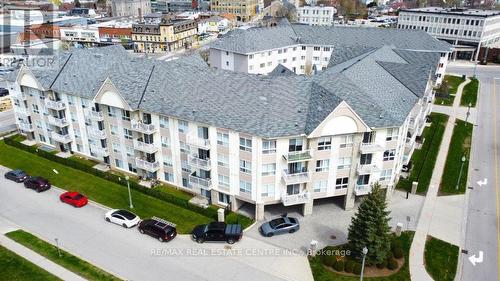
3,136 -> 226,220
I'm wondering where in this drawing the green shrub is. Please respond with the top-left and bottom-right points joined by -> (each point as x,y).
353,263 -> 362,275
322,255 -> 336,268
393,245 -> 404,259
387,258 -> 399,270
376,258 -> 388,269
335,260 -> 345,272
345,260 -> 355,273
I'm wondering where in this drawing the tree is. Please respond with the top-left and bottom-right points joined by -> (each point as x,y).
74,0 -> 81,8
347,183 -> 392,265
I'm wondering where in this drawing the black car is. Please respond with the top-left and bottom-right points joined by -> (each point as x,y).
138,217 -> 177,242
192,222 -> 242,244
23,177 -> 51,192
4,169 -> 29,182
0,88 -> 8,97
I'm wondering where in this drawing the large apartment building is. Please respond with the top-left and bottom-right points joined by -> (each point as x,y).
297,5 -> 336,26
210,0 -> 258,22
7,27 -> 450,220
398,7 -> 500,60
209,23 -> 450,85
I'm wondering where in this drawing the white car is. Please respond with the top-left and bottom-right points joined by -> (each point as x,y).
104,209 -> 141,228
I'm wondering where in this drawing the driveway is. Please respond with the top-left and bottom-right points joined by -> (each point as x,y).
245,190 -> 424,252
0,166 -> 313,281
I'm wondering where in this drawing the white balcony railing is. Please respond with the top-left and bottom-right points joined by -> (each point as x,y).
189,173 -> 212,190
88,128 -> 107,139
135,158 -> 160,172
18,123 -> 34,132
14,106 -> 29,116
90,143 -> 109,157
45,99 -> 66,110
133,139 -> 158,154
131,119 -> 156,134
51,132 -> 72,143
282,169 -> 311,185
354,184 -> 371,196
188,154 -> 211,170
283,149 -> 313,162
90,110 -> 104,121
282,192 -> 310,206
186,135 -> 210,149
359,142 -> 384,154
48,116 -> 69,127
357,163 -> 381,174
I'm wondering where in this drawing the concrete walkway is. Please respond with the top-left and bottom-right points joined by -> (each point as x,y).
0,217 -> 86,281
409,78 -> 471,281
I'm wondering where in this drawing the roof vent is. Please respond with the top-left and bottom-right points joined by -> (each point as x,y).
192,109 -> 196,114
379,114 -> 383,119
94,54 -> 102,59
295,122 -> 299,127
297,108 -> 302,113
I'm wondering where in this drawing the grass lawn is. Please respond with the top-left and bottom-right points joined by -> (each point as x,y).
434,75 -> 465,106
0,244 -> 61,281
309,232 -> 414,281
424,236 -> 459,281
460,78 -> 479,107
6,230 -> 119,281
439,120 -> 473,195
0,141 -> 213,233
68,155 -> 99,167
397,113 -> 449,194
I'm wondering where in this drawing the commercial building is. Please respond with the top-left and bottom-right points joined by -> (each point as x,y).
209,23 -> 450,84
151,0 -> 195,12
209,0 -> 258,22
198,16 -> 231,34
398,7 -> 500,60
132,17 -> 197,53
110,0 -> 152,17
7,24 -> 450,219
297,5 -> 336,26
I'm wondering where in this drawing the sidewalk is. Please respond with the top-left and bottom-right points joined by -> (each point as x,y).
409,78 -> 471,281
0,217 -> 86,281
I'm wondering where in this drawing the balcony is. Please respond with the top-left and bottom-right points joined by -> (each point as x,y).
189,173 -> 212,190
186,135 -> 210,150
51,132 -> 72,143
359,142 -> 384,154
357,163 -> 381,174
45,99 -> 66,111
90,110 -> 104,121
354,184 -> 371,196
133,139 -> 158,154
131,119 -> 156,134
188,154 -> 211,170
90,143 -> 109,157
283,149 -> 313,162
282,169 -> 311,185
135,158 -> 160,172
14,106 -> 29,116
48,116 -> 69,127
282,192 -> 310,206
88,128 -> 107,139
18,123 -> 34,132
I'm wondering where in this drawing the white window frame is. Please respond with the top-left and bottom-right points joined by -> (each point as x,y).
317,136 -> 332,150
316,159 -> 330,172
262,163 -> 276,176
240,159 -> 251,174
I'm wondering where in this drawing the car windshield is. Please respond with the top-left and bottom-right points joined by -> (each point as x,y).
269,218 -> 285,229
288,218 -> 297,224
73,194 -> 83,200
116,210 -> 136,220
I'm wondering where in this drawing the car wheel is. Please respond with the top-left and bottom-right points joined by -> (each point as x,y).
139,229 -> 145,234
122,223 -> 128,228
227,239 -> 235,244
158,236 -> 164,242
196,238 -> 205,243
267,233 -> 274,237
105,217 -> 110,222
289,229 -> 296,234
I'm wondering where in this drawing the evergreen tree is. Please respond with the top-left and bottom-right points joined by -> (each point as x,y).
347,183 -> 392,265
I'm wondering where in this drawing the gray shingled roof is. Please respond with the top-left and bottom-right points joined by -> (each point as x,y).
269,63 -> 296,76
211,24 -> 452,54
11,40 -> 441,138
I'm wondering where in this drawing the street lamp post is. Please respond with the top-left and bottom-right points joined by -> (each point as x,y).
54,238 -> 61,258
360,246 -> 368,281
126,176 -> 133,209
456,155 -> 467,191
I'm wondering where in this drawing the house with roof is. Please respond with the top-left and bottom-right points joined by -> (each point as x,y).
7,25 -> 450,220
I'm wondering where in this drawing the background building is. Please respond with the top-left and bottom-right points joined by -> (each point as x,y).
111,0 -> 152,17
297,5 -> 336,26
210,0 -> 258,22
398,7 -> 500,61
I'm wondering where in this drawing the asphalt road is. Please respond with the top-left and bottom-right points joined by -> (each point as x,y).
0,109 -> 16,134
0,166 -> 313,281
447,63 -> 500,281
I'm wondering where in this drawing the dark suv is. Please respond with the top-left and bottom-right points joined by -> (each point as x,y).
23,177 -> 51,192
4,169 -> 29,182
138,217 -> 177,242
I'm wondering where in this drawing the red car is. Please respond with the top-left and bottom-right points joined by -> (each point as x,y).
60,191 -> 88,208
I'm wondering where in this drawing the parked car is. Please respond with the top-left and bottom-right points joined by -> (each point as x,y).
59,191 -> 88,207
192,222 -> 242,244
0,88 -> 8,97
138,217 -> 177,242
105,209 -> 140,228
4,169 -> 29,182
260,216 -> 300,237
23,177 -> 51,192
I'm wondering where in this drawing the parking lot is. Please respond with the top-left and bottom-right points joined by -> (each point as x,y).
245,190 -> 425,252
